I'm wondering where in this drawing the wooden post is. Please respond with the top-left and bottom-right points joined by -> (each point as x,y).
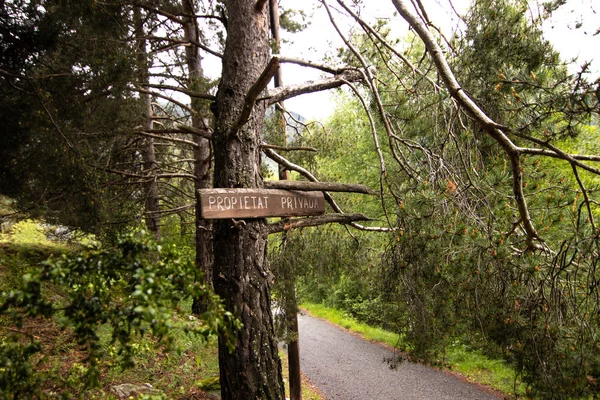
269,0 -> 301,398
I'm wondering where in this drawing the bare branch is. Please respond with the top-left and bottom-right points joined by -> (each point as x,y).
143,35 -> 223,59
176,124 -> 213,139
263,148 -> 396,232
335,0 -> 442,91
267,213 -> 372,234
133,2 -> 183,24
264,180 -> 376,194
135,131 -> 199,148
278,57 -> 350,75
145,203 -> 194,215
261,143 -> 317,152
517,147 -> 600,164
232,57 -> 280,132
265,69 -> 363,105
141,82 -> 215,100
515,136 -> 600,175
571,164 -> 597,232
133,87 -> 194,114
106,169 -> 196,181
132,127 -> 212,140
263,148 -> 318,182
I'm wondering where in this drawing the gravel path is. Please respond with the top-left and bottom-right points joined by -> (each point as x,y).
298,313 -> 502,400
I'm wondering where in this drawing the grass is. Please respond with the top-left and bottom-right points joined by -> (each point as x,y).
91,312 -> 222,399
444,342 -> 527,397
301,302 -> 401,348
301,301 -> 528,398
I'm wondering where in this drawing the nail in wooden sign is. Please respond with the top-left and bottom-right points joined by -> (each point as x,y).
198,188 -> 325,219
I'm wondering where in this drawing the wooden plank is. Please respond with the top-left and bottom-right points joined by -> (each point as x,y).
198,188 -> 325,219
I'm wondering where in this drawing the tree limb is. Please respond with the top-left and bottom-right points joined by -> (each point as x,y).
267,213 -> 372,234
145,203 -> 194,215
135,131 -> 199,147
264,69 -> 363,105
261,143 -> 318,152
232,57 -> 280,132
335,0 -> 442,91
133,87 -> 194,114
132,127 -> 212,140
264,180 -> 376,195
517,147 -> 600,163
132,2 -> 183,24
278,57 -> 352,75
516,136 -> 600,175
140,82 -> 216,100
263,148 -> 396,232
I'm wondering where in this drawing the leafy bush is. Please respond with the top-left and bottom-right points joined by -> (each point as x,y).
0,232 -> 239,399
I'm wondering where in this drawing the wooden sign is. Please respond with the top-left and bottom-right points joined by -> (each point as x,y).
198,188 -> 325,219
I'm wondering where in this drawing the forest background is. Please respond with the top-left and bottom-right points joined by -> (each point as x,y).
1,0 -> 600,399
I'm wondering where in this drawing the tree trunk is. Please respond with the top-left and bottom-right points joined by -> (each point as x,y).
212,1 -> 285,398
134,6 -> 160,238
181,0 -> 213,315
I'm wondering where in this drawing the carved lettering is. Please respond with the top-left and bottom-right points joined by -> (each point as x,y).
200,189 -> 324,219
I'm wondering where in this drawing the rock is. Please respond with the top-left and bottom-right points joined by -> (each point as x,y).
110,383 -> 161,399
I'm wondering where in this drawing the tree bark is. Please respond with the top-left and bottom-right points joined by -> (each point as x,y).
212,1 -> 285,398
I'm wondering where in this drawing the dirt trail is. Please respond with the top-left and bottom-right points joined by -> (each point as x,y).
298,313 -> 503,400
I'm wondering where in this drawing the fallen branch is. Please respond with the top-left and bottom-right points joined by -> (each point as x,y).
391,0 -> 539,248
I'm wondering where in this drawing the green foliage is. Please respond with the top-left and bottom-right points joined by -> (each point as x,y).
0,232 -> 239,398
302,303 -> 400,347
0,220 -> 48,246
0,0 -> 147,236
279,9 -> 308,33
284,1 -> 600,397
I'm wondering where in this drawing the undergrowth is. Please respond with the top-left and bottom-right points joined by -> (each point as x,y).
0,219 -> 324,399
0,226 -> 228,399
